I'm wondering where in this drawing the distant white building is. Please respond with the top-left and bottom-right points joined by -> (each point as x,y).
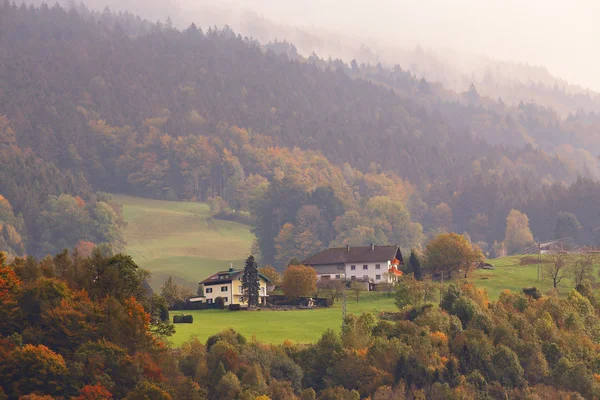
538,239 -> 573,254
302,244 -> 404,285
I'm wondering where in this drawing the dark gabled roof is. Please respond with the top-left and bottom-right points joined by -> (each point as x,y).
200,269 -> 271,285
200,270 -> 242,285
302,245 -> 403,266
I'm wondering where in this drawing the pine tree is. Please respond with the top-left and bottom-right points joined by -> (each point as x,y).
409,250 -> 422,280
242,255 -> 260,307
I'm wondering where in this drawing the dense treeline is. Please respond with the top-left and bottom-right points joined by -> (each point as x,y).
4,249 -> 600,399
0,135 -> 125,257
1,2 -> 599,263
418,176 -> 600,252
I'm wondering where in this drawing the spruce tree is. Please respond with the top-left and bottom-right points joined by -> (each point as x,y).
409,250 -> 422,281
242,255 -> 260,307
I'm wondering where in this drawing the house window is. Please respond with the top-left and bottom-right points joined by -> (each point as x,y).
351,275 -> 356,279
207,299 -> 213,304
260,287 -> 265,295
363,265 -> 368,270
239,285 -> 243,294
206,288 -> 213,293
335,274 -> 341,279
224,297 -> 228,302
351,265 -> 356,270
376,264 -> 381,269
221,286 -> 228,292
376,275 -> 381,280
363,275 -> 368,279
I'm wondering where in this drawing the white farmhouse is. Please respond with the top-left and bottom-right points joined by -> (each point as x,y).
301,244 -> 404,286
197,267 -> 270,306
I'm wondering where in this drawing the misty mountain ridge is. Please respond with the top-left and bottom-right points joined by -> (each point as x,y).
28,0 -> 600,118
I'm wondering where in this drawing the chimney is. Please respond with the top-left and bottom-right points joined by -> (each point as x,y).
371,243 -> 375,251
229,262 -> 235,272
346,245 -> 350,253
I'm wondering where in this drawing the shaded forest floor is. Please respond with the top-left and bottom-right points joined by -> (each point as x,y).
114,194 -> 254,291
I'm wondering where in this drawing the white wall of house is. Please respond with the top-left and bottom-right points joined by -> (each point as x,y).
202,277 -> 268,306
203,282 -> 234,304
316,261 -> 395,283
231,276 -> 268,306
345,261 -> 392,283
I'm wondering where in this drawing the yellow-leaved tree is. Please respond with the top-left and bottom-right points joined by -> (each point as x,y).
424,232 -> 484,278
504,209 -> 535,255
282,264 -> 317,301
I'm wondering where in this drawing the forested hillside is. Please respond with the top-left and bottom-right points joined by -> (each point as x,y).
1,3 -> 600,265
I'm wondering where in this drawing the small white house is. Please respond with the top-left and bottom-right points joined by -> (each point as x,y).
198,267 -> 270,306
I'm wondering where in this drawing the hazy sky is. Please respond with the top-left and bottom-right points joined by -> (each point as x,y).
219,0 -> 600,90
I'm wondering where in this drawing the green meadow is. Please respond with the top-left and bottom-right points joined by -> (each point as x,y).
169,291 -> 397,346
112,195 -> 597,345
169,254 -> 598,346
469,255 -> 557,299
113,194 -> 254,291
469,254 -> 598,299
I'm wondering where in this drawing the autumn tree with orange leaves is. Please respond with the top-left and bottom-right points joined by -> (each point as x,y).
282,264 -> 317,301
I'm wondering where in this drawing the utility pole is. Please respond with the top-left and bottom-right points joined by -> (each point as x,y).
537,242 -> 541,281
342,280 -> 347,323
440,271 -> 444,303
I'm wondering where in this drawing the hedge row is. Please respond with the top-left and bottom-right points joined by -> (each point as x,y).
173,314 -> 194,323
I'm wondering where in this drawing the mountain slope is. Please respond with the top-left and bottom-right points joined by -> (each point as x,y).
1,3 -> 600,264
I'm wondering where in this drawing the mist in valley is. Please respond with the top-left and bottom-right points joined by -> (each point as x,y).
39,0 -> 600,108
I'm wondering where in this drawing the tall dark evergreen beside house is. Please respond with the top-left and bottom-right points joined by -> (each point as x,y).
242,255 -> 260,307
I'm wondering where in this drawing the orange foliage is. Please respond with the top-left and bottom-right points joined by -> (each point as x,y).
0,261 -> 21,300
460,282 -> 490,308
75,383 -> 113,400
0,194 -> 11,209
282,265 -> 317,300
0,336 -> 16,360
75,241 -> 96,258
429,331 -> 449,346
74,196 -> 86,209
0,259 -> 21,333
42,292 -> 99,350
125,297 -> 150,329
2,344 -> 67,396
134,352 -> 163,382
354,348 -> 369,358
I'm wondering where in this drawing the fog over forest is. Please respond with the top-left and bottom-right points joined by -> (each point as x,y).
43,0 -> 600,96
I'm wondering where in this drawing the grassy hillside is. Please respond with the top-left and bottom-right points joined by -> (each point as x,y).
113,194 -> 254,291
469,255 -> 557,299
469,254 -> 600,299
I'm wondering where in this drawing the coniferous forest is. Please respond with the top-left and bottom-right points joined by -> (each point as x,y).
1,2 -> 600,265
